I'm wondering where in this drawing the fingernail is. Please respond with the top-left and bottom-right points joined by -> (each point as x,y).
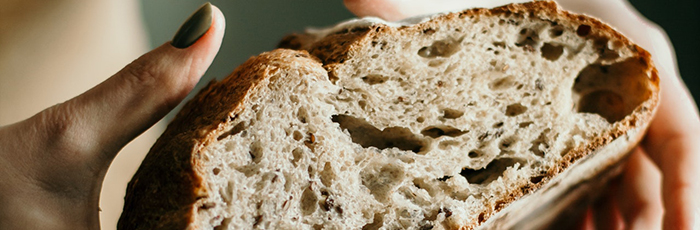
171,2 -> 213,49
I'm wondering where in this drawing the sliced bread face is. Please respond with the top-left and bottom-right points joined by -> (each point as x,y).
118,1 -> 659,230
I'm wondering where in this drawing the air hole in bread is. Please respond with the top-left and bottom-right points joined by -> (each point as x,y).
550,26 -> 564,37
328,71 -> 340,84
290,94 -> 300,103
307,165 -> 315,176
460,158 -> 526,184
419,220 -> 436,230
515,28 -> 539,50
493,41 -> 506,48
362,74 -> 389,85
530,175 -> 544,184
519,121 -> 534,128
437,175 -> 453,182
477,212 -> 486,224
573,58 -> 652,122
535,78 -> 545,91
439,140 -> 461,150
412,178 -> 437,196
291,148 -> 303,167
332,114 -> 426,153
323,195 -> 344,214
593,39 -> 620,61
218,122 -> 247,140
213,217 -> 232,230
478,129 -> 504,142
219,181 -> 233,204
418,37 -> 462,58
293,130 -> 303,141
362,163 -> 405,202
499,136 -> 517,152
212,167 -> 221,175
442,108 -> 464,119
579,90 -> 625,122
297,107 -> 308,123
576,24 -> 591,36
489,75 -> 516,90
363,212 -> 385,229
540,43 -> 564,61
283,174 -> 293,192
301,187 -> 318,216
529,129 -> 551,157
505,103 -> 528,116
358,100 -> 368,110
468,150 -> 483,158
421,126 -> 468,138
320,162 -> 336,187
250,141 -> 264,163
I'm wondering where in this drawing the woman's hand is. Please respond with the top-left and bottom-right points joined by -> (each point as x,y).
345,0 -> 700,229
0,3 -> 225,229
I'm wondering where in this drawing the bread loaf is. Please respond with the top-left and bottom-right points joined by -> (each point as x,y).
118,1 -> 659,229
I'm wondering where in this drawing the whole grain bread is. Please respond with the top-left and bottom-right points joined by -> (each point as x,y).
117,1 -> 659,229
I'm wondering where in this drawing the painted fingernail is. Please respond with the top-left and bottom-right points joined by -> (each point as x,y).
171,2 -> 213,49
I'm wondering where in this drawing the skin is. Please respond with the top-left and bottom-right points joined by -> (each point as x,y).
0,0 -> 697,229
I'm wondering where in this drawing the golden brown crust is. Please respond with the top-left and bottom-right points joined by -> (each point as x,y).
119,1 -> 659,229
117,49 -> 323,230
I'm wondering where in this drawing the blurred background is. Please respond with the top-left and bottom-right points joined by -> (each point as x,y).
0,1 -> 697,230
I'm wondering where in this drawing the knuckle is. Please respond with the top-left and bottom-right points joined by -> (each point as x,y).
122,59 -> 162,88
34,102 -> 84,150
38,104 -> 75,136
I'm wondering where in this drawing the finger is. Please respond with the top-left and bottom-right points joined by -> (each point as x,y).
343,0 -> 529,21
646,134 -> 700,229
592,181 -> 625,230
579,207 -> 595,230
615,148 -> 663,229
26,3 -> 226,168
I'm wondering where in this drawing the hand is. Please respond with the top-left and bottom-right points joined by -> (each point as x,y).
0,3 -> 225,229
344,0 -> 700,229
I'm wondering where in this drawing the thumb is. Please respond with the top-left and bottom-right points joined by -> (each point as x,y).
31,3 -> 226,166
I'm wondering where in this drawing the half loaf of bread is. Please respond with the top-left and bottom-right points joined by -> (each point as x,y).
118,1 -> 659,229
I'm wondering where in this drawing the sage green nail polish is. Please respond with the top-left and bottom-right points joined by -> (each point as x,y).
172,2 -> 213,49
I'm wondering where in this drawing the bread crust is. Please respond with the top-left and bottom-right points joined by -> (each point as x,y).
119,2 -> 659,229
